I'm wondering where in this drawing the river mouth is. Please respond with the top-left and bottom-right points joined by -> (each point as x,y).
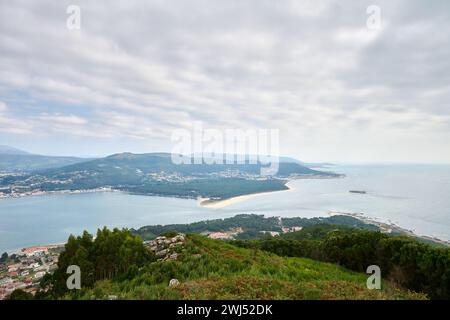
2,164 -> 450,253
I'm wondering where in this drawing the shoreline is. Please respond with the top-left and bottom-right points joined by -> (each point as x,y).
0,187 -> 117,200
198,180 -> 297,209
3,173 -> 449,250
6,242 -> 66,255
6,209 -> 450,255
328,211 -> 450,247
0,174 -> 340,202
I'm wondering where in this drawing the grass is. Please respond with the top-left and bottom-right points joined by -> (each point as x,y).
72,234 -> 426,300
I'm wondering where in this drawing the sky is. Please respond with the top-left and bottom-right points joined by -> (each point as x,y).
0,0 -> 449,163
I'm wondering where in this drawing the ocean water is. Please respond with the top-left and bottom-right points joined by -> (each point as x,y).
1,164 -> 450,252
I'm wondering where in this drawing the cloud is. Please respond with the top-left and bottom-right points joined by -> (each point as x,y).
0,102 -> 7,113
0,0 -> 449,162
0,101 -> 33,135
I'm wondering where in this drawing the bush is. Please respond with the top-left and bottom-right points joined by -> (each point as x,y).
8,289 -> 33,300
232,228 -> 450,299
160,230 -> 178,238
41,227 -> 155,298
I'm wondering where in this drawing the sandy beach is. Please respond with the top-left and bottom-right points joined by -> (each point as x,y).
198,180 -> 297,209
327,211 -> 450,247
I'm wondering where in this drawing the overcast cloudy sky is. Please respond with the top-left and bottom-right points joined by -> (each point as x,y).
0,0 -> 449,163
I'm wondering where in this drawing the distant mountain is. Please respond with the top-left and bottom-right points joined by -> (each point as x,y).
0,146 -> 92,172
0,152 -> 338,200
46,152 -> 331,177
194,153 -> 304,166
0,145 -> 31,155
279,156 -> 304,165
303,162 -> 336,168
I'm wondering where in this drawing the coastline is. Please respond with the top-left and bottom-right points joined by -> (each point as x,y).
328,211 -> 450,247
198,180 -> 297,209
3,172 -> 449,250
0,174 -> 339,201
7,242 -> 66,255
0,187 -> 116,200
7,208 -> 450,255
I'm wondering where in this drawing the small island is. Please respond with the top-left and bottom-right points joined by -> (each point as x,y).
349,190 -> 367,194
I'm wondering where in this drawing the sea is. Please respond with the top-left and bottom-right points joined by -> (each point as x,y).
1,164 -> 450,253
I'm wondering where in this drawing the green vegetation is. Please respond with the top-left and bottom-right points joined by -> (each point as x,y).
7,289 -> 34,300
37,232 -> 423,300
0,252 -> 19,264
282,215 -> 379,231
39,228 -> 155,298
134,214 -> 379,240
280,224 -> 355,240
119,178 -> 289,200
135,214 -> 281,240
49,152 -> 329,177
18,215 -> 447,300
0,252 -> 8,263
0,152 -> 338,199
232,226 -> 450,299
0,154 -> 89,172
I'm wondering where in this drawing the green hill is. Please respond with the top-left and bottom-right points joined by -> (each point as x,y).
0,145 -> 31,155
46,152 -> 331,177
1,152 -> 338,200
134,214 -> 379,241
58,234 -> 423,300
0,154 -> 91,172
0,145 -> 91,172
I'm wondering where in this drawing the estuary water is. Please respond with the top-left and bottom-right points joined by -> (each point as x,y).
1,164 -> 450,252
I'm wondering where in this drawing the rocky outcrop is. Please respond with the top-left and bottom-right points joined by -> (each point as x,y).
144,234 -> 185,261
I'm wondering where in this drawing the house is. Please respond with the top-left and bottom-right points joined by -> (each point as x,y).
0,277 -> 13,286
29,262 -> 40,269
7,263 -> 21,273
20,270 -> 30,277
35,265 -> 49,272
34,271 -> 46,280
263,231 -> 280,237
282,226 -> 303,233
208,232 -> 232,240
21,246 -> 49,257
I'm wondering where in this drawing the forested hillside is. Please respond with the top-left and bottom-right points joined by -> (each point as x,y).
233,227 -> 450,299
29,230 -> 424,300
7,215 -> 449,300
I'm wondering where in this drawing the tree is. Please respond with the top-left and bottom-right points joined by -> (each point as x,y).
8,289 -> 33,300
42,227 -> 155,298
0,252 -> 8,263
232,227 -> 450,299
